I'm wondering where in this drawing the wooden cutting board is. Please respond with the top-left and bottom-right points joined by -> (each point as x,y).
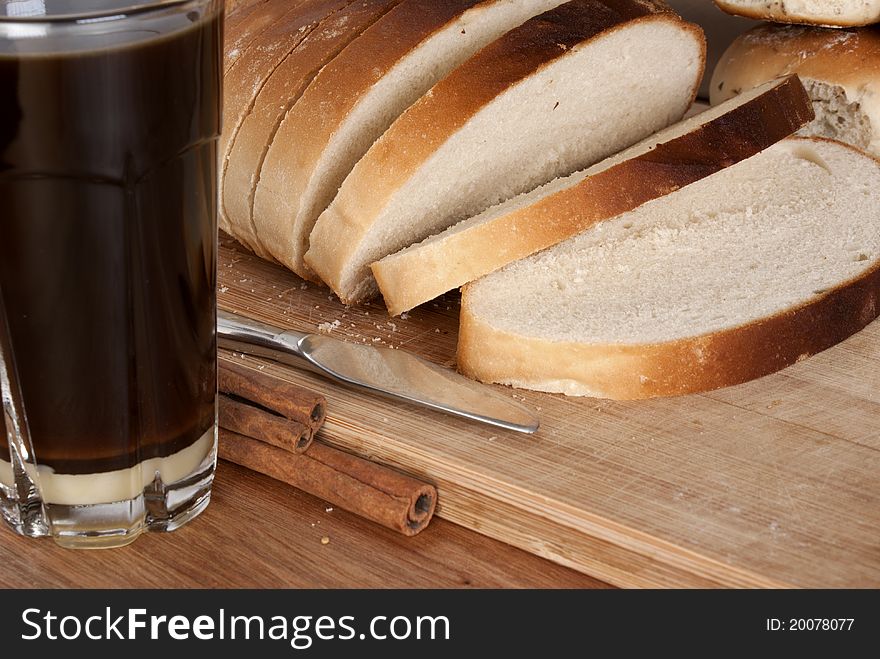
219,235 -> 880,588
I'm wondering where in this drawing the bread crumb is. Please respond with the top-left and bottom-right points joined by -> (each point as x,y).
219,286 -> 229,293
325,507 -> 333,513
320,536 -> 330,545
317,320 -> 341,333
400,312 -> 409,320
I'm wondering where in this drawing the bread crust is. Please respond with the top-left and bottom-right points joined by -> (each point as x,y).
224,0 -> 402,261
709,23 -> 880,154
219,0 -> 329,238
253,0 -> 536,280
457,138 -> 880,400
224,0 -> 273,74
714,0 -> 880,27
373,75 -> 813,315
304,0 -> 705,303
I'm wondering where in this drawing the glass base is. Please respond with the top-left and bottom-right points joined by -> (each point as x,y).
0,429 -> 216,549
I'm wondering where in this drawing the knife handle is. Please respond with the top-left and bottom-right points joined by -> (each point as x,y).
217,310 -> 311,368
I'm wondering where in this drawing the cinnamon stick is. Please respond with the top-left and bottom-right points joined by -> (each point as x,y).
219,394 -> 313,453
219,429 -> 437,536
219,359 -> 325,435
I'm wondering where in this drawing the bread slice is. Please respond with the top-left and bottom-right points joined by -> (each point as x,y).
373,75 -> 813,316
305,0 -> 705,304
223,0 -> 404,259
710,23 -> 880,157
253,0 -> 571,281
458,138 -> 880,399
714,0 -> 880,27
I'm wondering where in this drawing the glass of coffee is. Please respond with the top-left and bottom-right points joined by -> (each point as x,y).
0,0 -> 222,548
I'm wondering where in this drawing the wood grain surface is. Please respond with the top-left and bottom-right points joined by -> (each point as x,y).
217,235 -> 880,588
0,460 -> 605,589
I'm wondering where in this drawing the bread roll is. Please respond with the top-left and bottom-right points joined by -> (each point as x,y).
714,0 -> 880,27
710,23 -> 880,155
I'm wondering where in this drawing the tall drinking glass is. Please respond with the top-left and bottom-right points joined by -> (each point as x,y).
0,0 -> 222,548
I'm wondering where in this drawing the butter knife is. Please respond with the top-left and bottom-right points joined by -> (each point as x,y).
217,310 -> 539,434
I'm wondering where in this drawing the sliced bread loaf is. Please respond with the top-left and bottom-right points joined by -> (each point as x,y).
714,0 -> 880,27
219,0 -> 354,240
710,23 -> 880,156
458,137 -> 880,399
305,0 -> 705,304
373,75 -> 814,315
253,0 -> 571,280
223,0 -> 404,259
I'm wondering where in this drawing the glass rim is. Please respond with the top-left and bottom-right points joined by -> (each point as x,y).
0,1 -> 199,23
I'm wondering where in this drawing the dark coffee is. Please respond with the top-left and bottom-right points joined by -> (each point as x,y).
0,6 -> 221,474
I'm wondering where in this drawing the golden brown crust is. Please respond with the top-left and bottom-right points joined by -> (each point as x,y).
305,0 -> 706,301
221,0 -> 295,235
225,0 -> 273,40
714,0 -> 880,27
373,75 -> 813,315
457,138 -> 880,400
225,1 -> 270,73
219,0 -> 328,238
224,0 -> 401,260
253,0 -> 502,279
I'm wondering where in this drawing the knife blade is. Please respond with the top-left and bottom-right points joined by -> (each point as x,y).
217,310 -> 539,434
